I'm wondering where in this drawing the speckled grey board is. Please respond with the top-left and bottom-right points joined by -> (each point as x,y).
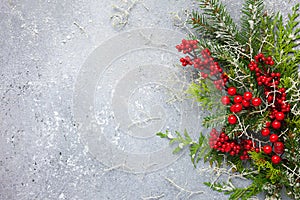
0,0 -> 298,200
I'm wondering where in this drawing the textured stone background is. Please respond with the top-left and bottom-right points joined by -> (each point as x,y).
0,0 -> 298,199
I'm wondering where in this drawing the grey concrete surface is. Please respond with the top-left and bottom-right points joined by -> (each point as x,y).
0,0 -> 298,199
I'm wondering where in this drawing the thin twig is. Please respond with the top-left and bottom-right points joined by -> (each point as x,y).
141,193 -> 165,200
164,176 -> 204,199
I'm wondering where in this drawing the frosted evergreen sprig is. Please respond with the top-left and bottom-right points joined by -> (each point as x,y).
238,0 -> 265,57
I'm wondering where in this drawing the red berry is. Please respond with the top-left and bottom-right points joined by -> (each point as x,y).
272,120 -> 281,129
234,95 -> 243,103
252,97 -> 262,106
242,99 -> 250,107
271,155 -> 281,164
228,87 -> 237,96
279,88 -> 285,93
269,134 -> 279,143
274,141 -> 284,154
220,132 -> 226,138
261,128 -> 270,137
221,96 -> 231,105
234,104 -> 243,113
225,146 -> 231,152
228,115 -> 237,124
275,112 -> 285,121
265,121 -> 271,127
267,95 -> 274,103
245,144 -> 251,150
243,92 -> 253,101
263,145 -> 272,154
230,105 -> 236,112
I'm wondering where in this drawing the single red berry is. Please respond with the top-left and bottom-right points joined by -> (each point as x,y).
228,115 -> 237,124
269,134 -> 279,143
225,136 -> 229,141
243,92 -> 253,101
220,132 -> 226,138
272,120 -> 281,129
234,104 -> 243,113
234,95 -> 243,103
263,145 -> 272,154
265,121 -> 271,127
228,87 -> 237,96
261,128 -> 270,137
271,155 -> 281,164
225,146 -> 231,152
230,105 -> 236,113
221,96 -> 231,105
267,95 -> 274,103
275,112 -> 285,121
252,97 -> 262,106
244,144 -> 251,150
274,141 -> 284,154
279,88 -> 286,93
242,99 -> 250,107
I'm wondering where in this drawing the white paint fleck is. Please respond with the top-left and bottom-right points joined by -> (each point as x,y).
58,193 -> 65,199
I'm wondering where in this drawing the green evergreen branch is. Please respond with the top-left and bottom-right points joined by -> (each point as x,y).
195,37 -> 246,69
203,113 -> 226,128
197,0 -> 238,42
239,0 -> 265,56
249,151 -> 282,184
263,4 -> 300,81
186,80 -> 222,110
190,133 -> 211,167
190,0 -> 245,57
204,172 -> 264,199
156,130 -> 194,153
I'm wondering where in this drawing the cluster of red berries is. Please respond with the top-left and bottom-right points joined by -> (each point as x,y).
208,128 -> 284,163
238,139 -> 261,160
264,88 -> 290,131
248,54 -> 281,87
249,53 -> 291,163
221,88 -> 262,125
215,53 -> 290,164
176,41 -> 228,90
260,130 -> 283,164
176,39 -> 198,54
209,129 -> 261,160
176,45 -> 291,165
209,129 -> 241,156
179,56 -> 193,66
